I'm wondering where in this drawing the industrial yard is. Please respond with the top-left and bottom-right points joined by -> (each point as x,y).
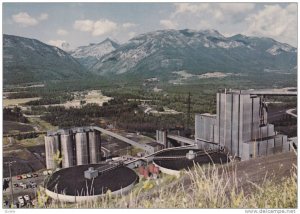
3,83 -> 297,207
2,85 -> 297,209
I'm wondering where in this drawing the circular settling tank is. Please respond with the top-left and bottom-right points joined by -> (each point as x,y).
153,149 -> 229,176
45,164 -> 138,202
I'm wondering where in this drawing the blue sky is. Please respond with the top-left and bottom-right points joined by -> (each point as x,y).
3,3 -> 297,49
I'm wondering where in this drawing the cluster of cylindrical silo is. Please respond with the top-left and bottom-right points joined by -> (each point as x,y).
45,128 -> 101,169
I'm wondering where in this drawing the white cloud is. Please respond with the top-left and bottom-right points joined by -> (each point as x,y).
48,40 -> 66,47
73,19 -> 118,36
122,22 -> 137,29
160,19 -> 178,29
173,3 -> 254,21
173,3 -> 209,16
245,4 -> 297,46
12,12 -> 48,27
213,10 -> 224,22
218,3 -> 255,14
74,19 -> 94,32
173,3 -> 254,16
92,19 -> 117,36
12,12 -> 38,26
38,13 -> 48,21
48,40 -> 71,51
57,29 -> 68,36
167,3 -> 296,46
128,32 -> 136,39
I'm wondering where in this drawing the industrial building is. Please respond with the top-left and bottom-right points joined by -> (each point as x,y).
45,127 -> 101,169
195,90 -> 293,160
45,126 -> 155,169
156,89 -> 295,161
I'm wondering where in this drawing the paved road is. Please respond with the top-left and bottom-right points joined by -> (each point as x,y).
23,113 -> 42,118
267,109 -> 286,122
286,108 -> 297,118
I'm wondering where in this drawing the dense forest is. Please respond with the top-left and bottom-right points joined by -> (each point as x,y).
3,73 -> 297,137
38,99 -> 186,134
3,107 -> 28,123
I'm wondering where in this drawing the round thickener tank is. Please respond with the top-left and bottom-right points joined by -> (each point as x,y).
153,148 -> 229,176
75,132 -> 88,165
61,134 -> 74,168
45,164 -> 138,203
45,135 -> 59,169
88,131 -> 101,164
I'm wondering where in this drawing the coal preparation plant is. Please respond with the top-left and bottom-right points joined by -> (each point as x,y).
195,89 -> 295,160
45,126 -> 155,169
153,148 -> 229,176
156,89 -> 296,161
41,88 -> 296,203
45,163 -> 138,203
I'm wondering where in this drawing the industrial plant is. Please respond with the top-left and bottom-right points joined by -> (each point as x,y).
43,89 -> 297,202
195,89 -> 294,160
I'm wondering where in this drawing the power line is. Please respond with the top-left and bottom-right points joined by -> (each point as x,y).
4,161 -> 16,205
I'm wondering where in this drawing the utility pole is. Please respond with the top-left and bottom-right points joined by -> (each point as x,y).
5,161 -> 16,205
186,92 -> 191,131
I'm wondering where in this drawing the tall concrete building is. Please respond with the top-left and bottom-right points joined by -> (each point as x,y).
195,90 -> 291,160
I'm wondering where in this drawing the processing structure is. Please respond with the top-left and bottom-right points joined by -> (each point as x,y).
152,148 -> 229,176
42,88 -> 296,202
195,89 -> 294,160
45,126 -> 155,169
45,163 -> 138,202
157,89 -> 296,160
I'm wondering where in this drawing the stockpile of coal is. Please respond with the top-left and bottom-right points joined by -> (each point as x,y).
46,164 -> 138,196
153,149 -> 229,171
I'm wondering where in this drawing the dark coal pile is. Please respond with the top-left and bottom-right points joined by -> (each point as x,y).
46,164 -> 138,196
153,149 -> 229,171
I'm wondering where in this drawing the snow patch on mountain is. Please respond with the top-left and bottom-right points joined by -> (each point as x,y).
71,39 -> 119,59
84,29 -> 297,76
267,43 -> 296,55
216,41 -> 244,49
54,47 -> 67,57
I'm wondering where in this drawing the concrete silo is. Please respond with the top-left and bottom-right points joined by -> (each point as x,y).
61,131 -> 74,168
75,131 -> 89,165
88,131 -> 101,164
45,135 -> 59,169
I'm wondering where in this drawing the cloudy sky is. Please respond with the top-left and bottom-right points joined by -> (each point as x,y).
3,2 -> 298,49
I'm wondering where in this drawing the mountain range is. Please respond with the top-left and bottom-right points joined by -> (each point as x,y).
90,29 -> 297,76
3,34 -> 86,85
70,38 -> 120,69
3,29 -> 297,85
